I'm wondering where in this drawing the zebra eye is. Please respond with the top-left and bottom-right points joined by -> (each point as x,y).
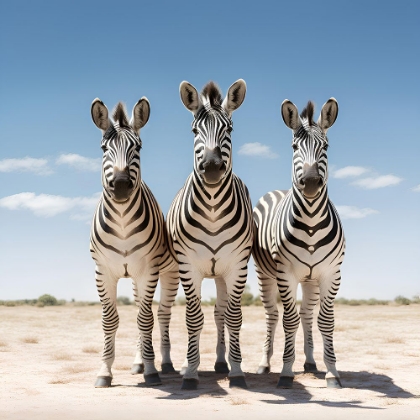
101,145 -> 107,152
192,128 -> 199,135
292,144 -> 298,151
227,127 -> 233,134
323,144 -> 329,151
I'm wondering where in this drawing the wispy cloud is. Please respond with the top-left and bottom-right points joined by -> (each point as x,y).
331,166 -> 369,179
352,175 -> 403,189
412,184 -> 420,192
335,205 -> 378,219
0,192 -> 100,220
0,157 -> 52,175
238,142 -> 278,159
56,154 -> 101,172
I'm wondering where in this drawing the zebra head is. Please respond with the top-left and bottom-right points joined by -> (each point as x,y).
91,98 -> 150,203
179,80 -> 246,185
281,98 -> 339,199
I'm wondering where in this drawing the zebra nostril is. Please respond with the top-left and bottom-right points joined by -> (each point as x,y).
109,180 -> 114,188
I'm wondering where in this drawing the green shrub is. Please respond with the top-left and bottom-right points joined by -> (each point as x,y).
253,296 -> 263,306
117,296 -> 131,306
37,294 -> 58,306
394,295 -> 411,305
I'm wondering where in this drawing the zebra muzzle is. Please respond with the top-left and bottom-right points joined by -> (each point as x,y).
112,169 -> 133,202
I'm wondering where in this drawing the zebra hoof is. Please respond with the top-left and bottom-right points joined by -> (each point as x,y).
229,376 -> 248,389
161,363 -> 176,374
304,362 -> 318,373
277,376 -> 294,388
326,377 -> 342,388
256,366 -> 270,374
94,376 -> 112,388
214,362 -> 230,374
131,363 -> 144,374
181,378 -> 199,390
144,373 -> 162,386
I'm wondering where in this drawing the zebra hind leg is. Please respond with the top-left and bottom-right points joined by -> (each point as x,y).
256,274 -> 278,374
158,270 -> 179,374
95,269 -> 118,388
300,281 -> 319,373
213,277 -> 229,374
319,280 -> 342,388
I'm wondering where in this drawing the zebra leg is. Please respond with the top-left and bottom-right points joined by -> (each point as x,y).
133,271 -> 162,386
131,279 -> 144,375
318,276 -> 342,388
224,273 -> 247,389
181,269 -> 204,390
277,273 -> 299,388
95,266 -> 119,388
300,281 -> 320,373
256,274 -> 278,374
158,269 -> 179,374
213,277 -> 229,374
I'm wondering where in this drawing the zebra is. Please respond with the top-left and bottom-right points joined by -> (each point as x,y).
253,98 -> 344,388
90,98 -> 179,388
166,80 -> 254,390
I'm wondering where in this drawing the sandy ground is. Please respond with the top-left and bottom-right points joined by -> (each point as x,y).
1,303 -> 419,419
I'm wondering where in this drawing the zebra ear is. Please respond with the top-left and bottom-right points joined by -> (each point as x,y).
131,97 -> 150,133
91,98 -> 111,132
318,98 -> 338,133
281,100 -> 301,131
222,79 -> 246,116
180,81 -> 201,114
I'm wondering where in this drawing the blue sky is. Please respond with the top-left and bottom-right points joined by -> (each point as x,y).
1,0 -> 419,301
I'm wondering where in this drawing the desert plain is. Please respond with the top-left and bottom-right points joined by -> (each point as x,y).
1,302 -> 419,419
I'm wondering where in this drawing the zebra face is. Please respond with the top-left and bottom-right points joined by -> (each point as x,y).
91,98 -> 150,203
179,79 -> 247,186
192,108 -> 232,185
281,98 -> 339,200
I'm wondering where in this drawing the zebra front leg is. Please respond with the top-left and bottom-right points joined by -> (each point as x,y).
131,279 -> 144,375
95,267 -> 119,388
180,269 -> 204,390
224,272 -> 247,389
133,271 -> 161,386
213,277 -> 229,374
256,273 -> 278,374
319,275 -> 342,388
158,269 -> 179,374
300,281 -> 320,373
277,273 -> 299,388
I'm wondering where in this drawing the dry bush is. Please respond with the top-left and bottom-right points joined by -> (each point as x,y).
82,345 -> 100,354
52,352 -> 74,361
49,378 -> 70,384
0,340 -> 8,347
229,397 -> 249,405
22,337 -> 39,344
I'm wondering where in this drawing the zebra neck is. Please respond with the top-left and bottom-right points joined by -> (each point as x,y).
289,184 -> 330,231
101,185 -> 142,221
192,169 -> 233,205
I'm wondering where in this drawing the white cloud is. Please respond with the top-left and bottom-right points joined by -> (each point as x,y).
412,184 -> 420,192
0,192 -> 100,220
238,142 -> 278,159
352,175 -> 403,189
56,154 -> 101,172
332,166 -> 369,179
335,205 -> 378,219
0,157 -> 52,175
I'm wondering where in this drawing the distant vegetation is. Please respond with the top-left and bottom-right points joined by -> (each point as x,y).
0,293 -> 419,307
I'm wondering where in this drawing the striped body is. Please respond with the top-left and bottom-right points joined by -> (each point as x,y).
253,98 -> 345,388
90,99 -> 178,387
167,80 -> 253,388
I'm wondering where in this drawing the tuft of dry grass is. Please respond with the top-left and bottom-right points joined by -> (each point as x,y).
22,337 -> 39,344
229,397 -> 249,406
0,340 -> 8,347
52,352 -> 74,361
385,337 -> 404,344
82,345 -> 100,354
49,378 -> 70,384
63,365 -> 91,374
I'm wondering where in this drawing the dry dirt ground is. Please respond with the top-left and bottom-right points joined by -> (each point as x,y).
1,304 -> 419,419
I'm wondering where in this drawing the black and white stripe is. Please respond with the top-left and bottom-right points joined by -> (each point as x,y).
90,98 -> 178,388
253,98 -> 345,388
167,80 -> 253,389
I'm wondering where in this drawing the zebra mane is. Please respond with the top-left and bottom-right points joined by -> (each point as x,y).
201,81 -> 223,107
112,102 -> 130,128
300,101 -> 315,126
